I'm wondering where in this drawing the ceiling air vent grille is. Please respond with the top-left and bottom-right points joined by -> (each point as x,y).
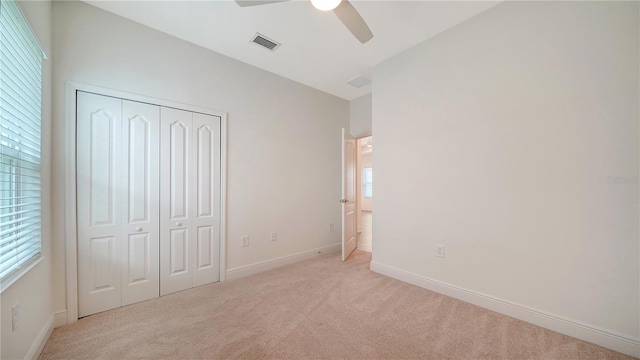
347,75 -> 371,88
251,33 -> 281,51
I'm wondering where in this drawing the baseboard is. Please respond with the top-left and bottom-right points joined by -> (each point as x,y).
370,261 -> 640,358
53,311 -> 67,328
226,243 -> 341,280
25,314 -> 53,360
357,244 -> 372,252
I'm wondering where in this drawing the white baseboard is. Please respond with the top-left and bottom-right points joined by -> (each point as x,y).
53,311 -> 67,328
25,314 -> 53,360
357,244 -> 372,252
370,261 -> 640,358
226,243 -> 341,280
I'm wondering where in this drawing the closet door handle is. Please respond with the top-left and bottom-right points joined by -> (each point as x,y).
176,222 -> 182,227
135,227 -> 142,232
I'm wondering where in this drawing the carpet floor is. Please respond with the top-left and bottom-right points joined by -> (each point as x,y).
40,250 -> 635,360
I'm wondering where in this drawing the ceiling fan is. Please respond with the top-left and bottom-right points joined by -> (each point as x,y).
235,0 -> 373,44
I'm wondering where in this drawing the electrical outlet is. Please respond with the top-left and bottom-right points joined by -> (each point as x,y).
330,224 -> 334,232
270,232 -> 277,241
241,235 -> 249,247
12,303 -> 19,331
435,244 -> 445,258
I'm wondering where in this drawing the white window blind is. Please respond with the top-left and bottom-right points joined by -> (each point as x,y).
0,0 -> 43,280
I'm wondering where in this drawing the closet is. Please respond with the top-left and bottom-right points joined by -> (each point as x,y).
76,91 -> 221,317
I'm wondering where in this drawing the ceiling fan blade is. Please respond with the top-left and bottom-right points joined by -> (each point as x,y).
235,0 -> 289,7
332,0 -> 373,44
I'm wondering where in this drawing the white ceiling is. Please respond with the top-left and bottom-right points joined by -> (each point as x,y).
84,0 -> 501,100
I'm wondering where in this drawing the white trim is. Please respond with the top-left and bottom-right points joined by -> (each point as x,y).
64,83 -> 78,324
64,81 -> 228,323
0,254 -> 43,294
25,313 -> 53,360
370,261 -> 640,358
53,310 -> 67,328
226,243 -> 341,280
357,244 -> 372,252
66,82 -> 225,118
219,116 -> 228,282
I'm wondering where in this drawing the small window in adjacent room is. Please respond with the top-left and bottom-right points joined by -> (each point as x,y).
0,0 -> 44,286
363,168 -> 373,198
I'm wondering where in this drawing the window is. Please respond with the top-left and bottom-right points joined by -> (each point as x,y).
362,168 -> 373,198
0,0 -> 43,282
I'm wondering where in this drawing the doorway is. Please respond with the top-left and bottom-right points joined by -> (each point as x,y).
356,136 -> 373,252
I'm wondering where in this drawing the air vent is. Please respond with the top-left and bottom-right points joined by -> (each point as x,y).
251,33 -> 281,51
347,75 -> 371,88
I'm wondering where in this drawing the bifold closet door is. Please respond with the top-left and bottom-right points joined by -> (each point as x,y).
77,92 -> 160,317
121,100 -> 160,306
160,108 -> 221,296
77,92 -> 123,317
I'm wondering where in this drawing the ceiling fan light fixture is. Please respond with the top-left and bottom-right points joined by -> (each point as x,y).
310,0 -> 342,11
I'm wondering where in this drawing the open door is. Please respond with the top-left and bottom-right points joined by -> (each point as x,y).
341,128 -> 357,261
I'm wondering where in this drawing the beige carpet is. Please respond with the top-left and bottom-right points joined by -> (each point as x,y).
41,250 -> 635,360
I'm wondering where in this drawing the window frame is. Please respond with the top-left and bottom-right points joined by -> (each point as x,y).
362,167 -> 373,199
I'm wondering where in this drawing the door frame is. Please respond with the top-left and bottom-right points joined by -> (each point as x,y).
64,81 -> 228,324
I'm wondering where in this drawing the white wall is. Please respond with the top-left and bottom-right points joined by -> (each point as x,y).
51,1 -> 348,320
372,1 -> 639,356
350,93 -> 372,138
1,1 -> 53,359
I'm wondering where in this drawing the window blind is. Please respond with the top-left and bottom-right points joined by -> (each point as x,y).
0,0 -> 43,280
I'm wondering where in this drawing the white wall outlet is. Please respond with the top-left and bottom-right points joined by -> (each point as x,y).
435,244 -> 445,258
330,223 -> 334,232
270,232 -> 276,241
241,235 -> 249,247
12,303 -> 19,331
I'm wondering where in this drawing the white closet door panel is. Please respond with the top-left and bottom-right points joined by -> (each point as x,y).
194,224 -> 218,286
196,226 -> 212,268
196,123 -> 213,218
89,236 -> 116,290
160,107 -> 193,295
169,228 -> 188,274
192,113 -> 221,287
169,120 -> 189,220
121,100 -> 160,306
126,233 -> 150,282
77,92 -> 123,317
